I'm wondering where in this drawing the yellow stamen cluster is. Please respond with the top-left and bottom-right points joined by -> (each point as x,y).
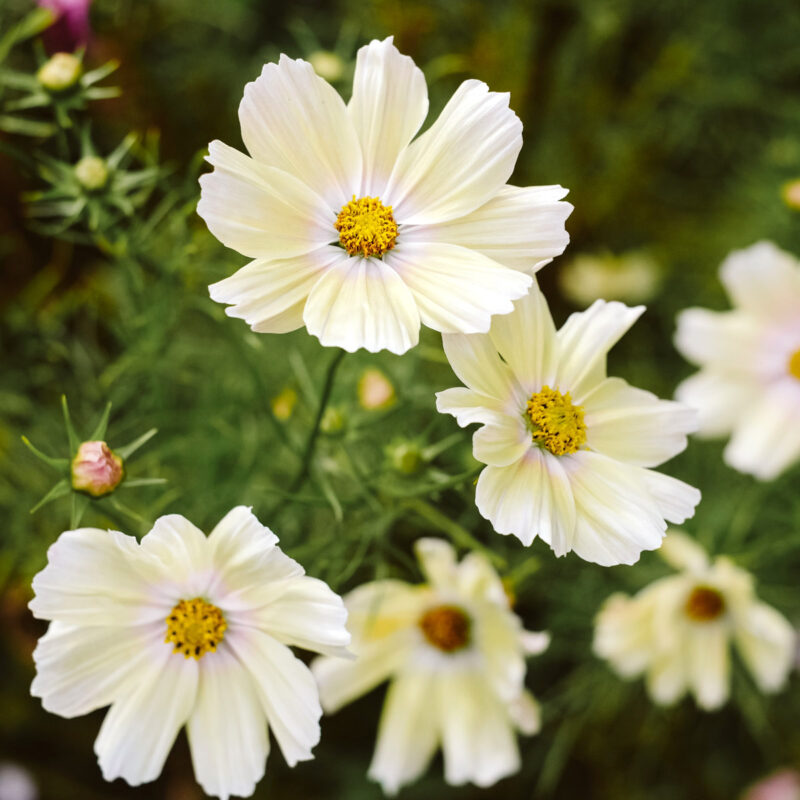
419,604 -> 471,652
335,195 -> 398,258
684,585 -> 726,622
165,598 -> 227,660
525,386 -> 587,456
788,348 -> 800,381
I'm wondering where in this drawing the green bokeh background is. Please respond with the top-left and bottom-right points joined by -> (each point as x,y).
2,1 -> 800,798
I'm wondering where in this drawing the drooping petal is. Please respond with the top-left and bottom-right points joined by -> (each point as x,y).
239,55 -> 362,209
94,645 -> 198,786
385,80 -> 522,225
404,184 -> 571,272
31,622 -> 163,718
487,280 -> 558,390
368,671 -> 440,795
686,622 -> 730,710
475,450 -> 576,552
303,253 -> 420,354
198,140 -> 335,260
472,417 -> 530,467
441,332 -> 522,404
733,602 -> 796,693
438,671 -> 520,788
594,593 -> 656,678
226,628 -> 321,767
645,647 -> 688,707
348,37 -> 428,198
674,370 -> 757,438
507,690 -> 542,735
476,603 -> 526,702
208,249 -> 341,334
555,300 -> 645,399
187,646 -> 269,800
30,528 -> 165,627
582,377 -> 697,467
385,242 -> 531,334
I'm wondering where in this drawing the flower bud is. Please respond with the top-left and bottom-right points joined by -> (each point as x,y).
308,50 -> 345,82
74,156 -> 109,191
357,368 -> 396,411
320,406 -> 346,435
271,386 -> 298,421
387,441 -> 424,475
70,440 -> 123,497
37,52 -> 82,92
781,180 -> 800,211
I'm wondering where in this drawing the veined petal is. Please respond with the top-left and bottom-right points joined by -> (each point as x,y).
198,140 -> 334,260
441,332 -> 522,403
385,80 -> 522,225
473,417 -> 530,467
385,242 -> 531,334
226,628 -> 321,767
435,387 -> 509,428
488,280 -> 557,390
404,184 -> 571,272
187,646 -> 269,800
31,622 -> 162,719
583,377 -> 697,467
555,300 -> 645,399
303,253 -> 420,354
239,55 -> 361,209
639,471 -> 701,525
208,249 -> 340,335
94,644 -> 198,786
348,37 -> 428,198
368,671 -> 439,795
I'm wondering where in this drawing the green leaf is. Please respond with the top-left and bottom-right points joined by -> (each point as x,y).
61,395 -> 80,455
30,479 -> 71,514
0,8 -> 55,64
81,59 -> 120,86
116,428 -> 157,460
20,435 -> 69,471
0,115 -> 55,137
70,492 -> 90,528
89,402 -> 112,441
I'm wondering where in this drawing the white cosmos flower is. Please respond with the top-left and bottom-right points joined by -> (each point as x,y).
594,531 -> 796,710
675,241 -> 800,481
29,507 -> 350,799
436,280 -> 701,566
311,538 -> 549,795
198,36 -> 572,355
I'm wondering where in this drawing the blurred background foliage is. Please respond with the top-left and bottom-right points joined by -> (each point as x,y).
2,0 -> 800,798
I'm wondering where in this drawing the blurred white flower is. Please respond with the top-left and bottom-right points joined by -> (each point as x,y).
743,769 -> 800,800
594,531 -> 796,710
312,538 -> 548,794
0,763 -> 37,800
675,241 -> 800,480
436,279 -> 700,565
198,36 -> 571,355
30,507 -> 349,799
559,250 -> 661,307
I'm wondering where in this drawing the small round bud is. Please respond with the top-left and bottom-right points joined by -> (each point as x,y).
74,156 -> 109,191
357,368 -> 395,411
71,441 -> 124,497
387,441 -> 424,475
782,179 -> 800,211
320,406 -> 346,435
37,52 -> 82,92
308,50 -> 345,82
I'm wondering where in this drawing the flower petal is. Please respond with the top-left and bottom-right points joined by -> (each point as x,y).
198,140 -> 334,260
208,249 -> 340,334
441,332 -> 521,403
303,252 -> 420,354
435,387 -> 508,428
239,55 -> 361,209
674,308 -> 761,369
385,80 -> 522,225
94,644 -> 198,786
686,623 -> 730,710
187,645 -> 269,800
415,538 -> 458,590
472,417 -> 530,467
639,471 -> 701,525
226,628 -> 321,767
583,377 -> 697,467
385,242 -> 531,334
368,671 -> 440,795
348,37 -> 428,197
404,184 -> 571,272
733,602 -> 796,693
658,530 -> 709,572
674,370 -> 757,438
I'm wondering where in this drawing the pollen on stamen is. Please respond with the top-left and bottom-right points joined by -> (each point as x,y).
335,195 -> 398,258
419,604 -> 471,652
788,348 -> 800,381
165,598 -> 227,660
525,385 -> 587,456
685,585 -> 726,622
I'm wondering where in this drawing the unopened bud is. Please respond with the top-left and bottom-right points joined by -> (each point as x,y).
37,52 -> 82,92
308,50 -> 345,82
320,406 -> 346,435
71,441 -> 124,497
74,156 -> 109,191
387,441 -> 424,475
271,386 -> 298,421
357,368 -> 395,411
782,180 -> 800,211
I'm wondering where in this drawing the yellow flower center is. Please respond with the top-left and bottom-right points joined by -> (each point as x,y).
684,585 -> 726,622
419,604 -> 471,652
165,598 -> 227,659
788,348 -> 800,380
335,196 -> 398,258
525,386 -> 587,456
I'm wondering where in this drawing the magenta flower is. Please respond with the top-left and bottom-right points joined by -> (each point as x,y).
70,440 -> 123,497
38,0 -> 92,54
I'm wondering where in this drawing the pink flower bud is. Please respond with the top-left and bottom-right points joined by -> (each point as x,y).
38,0 -> 92,54
70,441 -> 123,497
743,770 -> 800,800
